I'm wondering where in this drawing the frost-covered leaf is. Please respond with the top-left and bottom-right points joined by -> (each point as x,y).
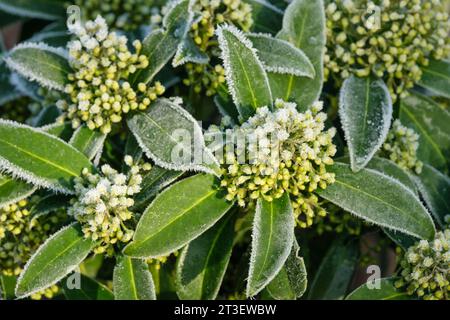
269,0 -> 326,110
123,174 -> 233,258
0,174 -> 36,207
127,98 -> 220,175
69,125 -> 106,161
113,255 -> 156,300
317,162 -> 435,240
383,228 -> 418,251
4,42 -> 71,91
243,0 -> 283,34
400,93 -> 450,171
247,193 -> 295,297
0,0 -> 65,20
173,36 -> 209,67
29,193 -> 70,219
63,273 -> 114,300
131,0 -> 193,85
41,121 -> 74,140
419,59 -> 450,99
217,24 -> 272,121
133,166 -> 183,210
176,212 -> 234,300
346,277 -> 410,300
413,164 -> 450,228
248,33 -> 314,78
308,239 -> 358,300
266,240 -> 307,300
214,89 -> 239,125
0,120 -> 94,193
339,76 -> 392,172
15,223 -> 97,299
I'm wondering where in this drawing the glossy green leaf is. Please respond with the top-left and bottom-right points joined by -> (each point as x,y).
0,0 -> 65,20
113,255 -> 156,300
248,33 -> 314,78
131,0 -> 193,85
69,125 -> 106,161
133,165 -> 183,210
339,76 -> 392,172
63,274 -> 114,300
176,213 -> 235,300
400,93 -> 450,171
419,59 -> 450,99
217,24 -> 272,121
308,239 -> 358,300
5,42 -> 71,91
123,174 -> 233,258
244,0 -> 283,34
414,164 -> 450,227
266,240 -> 307,300
0,174 -> 36,207
346,277 -> 410,300
317,162 -> 435,240
15,223 -> 97,299
269,0 -> 326,110
127,98 -> 220,175
247,193 -> 295,297
0,121 -> 94,193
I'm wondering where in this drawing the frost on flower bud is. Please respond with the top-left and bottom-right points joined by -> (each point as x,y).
155,0 -> 253,96
381,120 -> 423,174
324,0 -> 450,101
57,16 -> 164,133
68,157 -> 152,255
395,229 -> 450,300
218,99 -> 337,228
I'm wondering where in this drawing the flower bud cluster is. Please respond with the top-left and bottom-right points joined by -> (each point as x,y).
395,229 -> 450,300
0,199 -> 31,240
382,120 -> 423,174
58,16 -> 165,133
73,0 -> 157,32
219,99 -> 337,228
69,156 -> 151,255
324,0 -> 450,101
0,97 -> 32,122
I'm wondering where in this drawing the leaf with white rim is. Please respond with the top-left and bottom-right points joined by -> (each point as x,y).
172,36 -> 209,67
0,174 -> 36,207
217,24 -> 273,121
248,33 -> 315,78
317,162 -> 435,240
339,76 -> 392,172
69,125 -> 107,161
247,193 -> 295,297
4,42 -> 71,91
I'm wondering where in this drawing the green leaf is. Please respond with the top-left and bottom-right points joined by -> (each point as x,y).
214,87 -> 240,125
244,0 -> 283,34
0,0 -> 65,20
173,37 -> 209,67
266,240 -> 307,300
0,275 -> 17,300
130,0 -> 193,85
0,60 -> 21,105
127,98 -> 220,175
339,76 -> 392,172
41,121 -> 74,140
217,24 -> 272,121
414,164 -> 450,228
123,174 -> 233,258
28,22 -> 71,47
5,42 -> 71,91
133,166 -> 183,210
308,239 -> 358,300
176,212 -> 235,300
400,93 -> 450,171
248,33 -> 315,78
247,193 -> 295,297
346,277 -> 411,300
383,228 -> 418,251
269,0 -> 326,110
29,193 -> 70,219
419,59 -> 450,99
63,274 -> 114,300
113,255 -> 156,300
317,162 -> 435,240
15,223 -> 97,299
0,174 -> 36,207
69,125 -> 106,161
0,121 -> 94,193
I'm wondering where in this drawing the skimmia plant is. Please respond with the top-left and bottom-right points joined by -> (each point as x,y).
0,0 -> 448,301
